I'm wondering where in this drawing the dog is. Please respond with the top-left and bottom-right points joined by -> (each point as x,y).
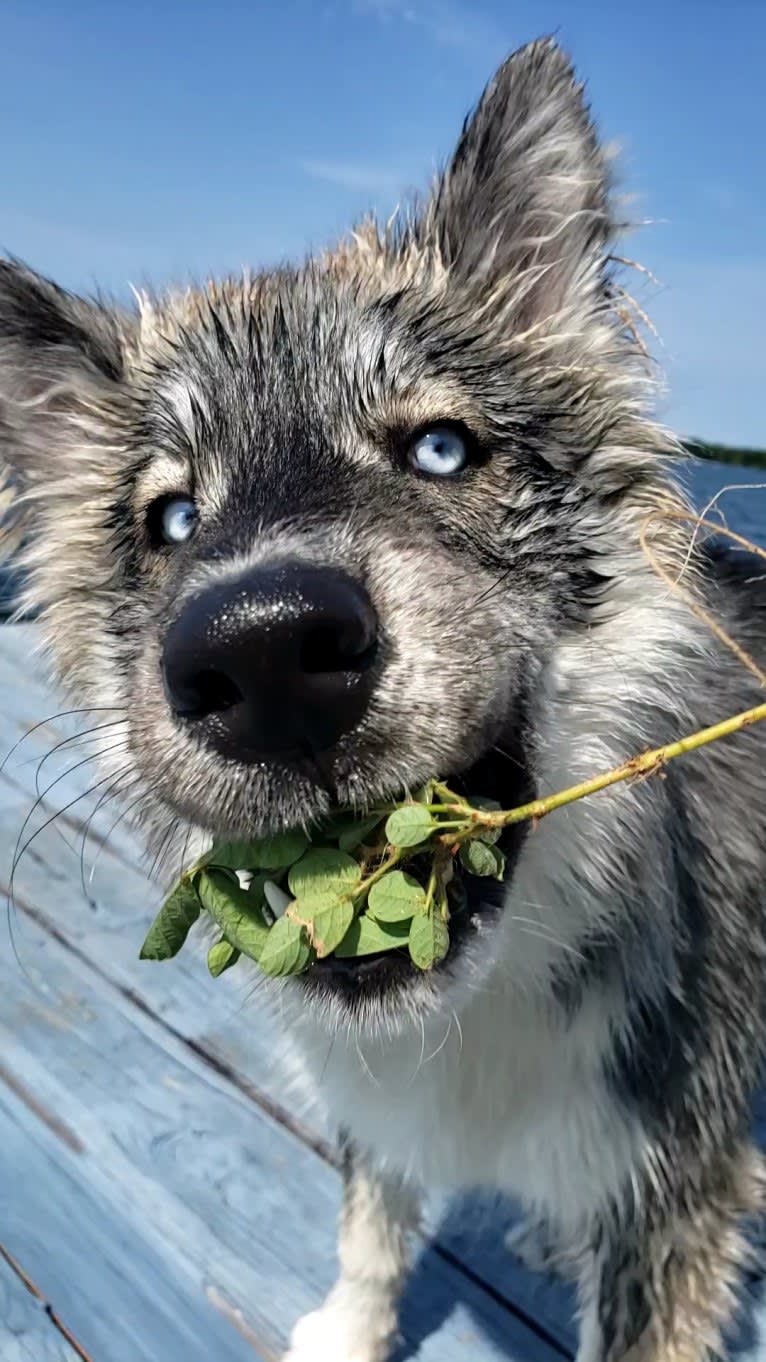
2,36 -> 766,1362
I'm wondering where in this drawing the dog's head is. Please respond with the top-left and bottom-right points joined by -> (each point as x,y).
0,40 -> 680,1028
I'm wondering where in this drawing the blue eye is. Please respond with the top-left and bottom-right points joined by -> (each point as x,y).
408,426 -> 469,477
156,496 -> 198,546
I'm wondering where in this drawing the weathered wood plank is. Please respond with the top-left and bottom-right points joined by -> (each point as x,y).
2,623 -> 764,1357
0,628 -> 580,1353
0,877 -> 565,1362
0,1251 -> 83,1362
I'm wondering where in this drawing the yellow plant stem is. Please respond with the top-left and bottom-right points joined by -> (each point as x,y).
476,702 -> 766,831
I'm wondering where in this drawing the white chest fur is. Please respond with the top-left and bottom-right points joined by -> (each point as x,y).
283,960 -> 643,1236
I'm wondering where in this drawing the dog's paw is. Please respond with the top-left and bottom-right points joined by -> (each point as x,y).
283,1300 -> 395,1362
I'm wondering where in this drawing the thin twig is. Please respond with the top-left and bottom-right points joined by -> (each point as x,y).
475,703 -> 766,831
639,518 -> 766,688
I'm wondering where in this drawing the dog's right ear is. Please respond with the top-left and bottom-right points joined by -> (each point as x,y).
0,258 -> 131,490
413,38 -> 612,329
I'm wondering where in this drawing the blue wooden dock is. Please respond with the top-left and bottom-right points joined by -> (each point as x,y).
1,619 -> 764,1361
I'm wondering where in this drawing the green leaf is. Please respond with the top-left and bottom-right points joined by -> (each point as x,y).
313,811 -> 384,851
286,890 -> 342,919
385,804 -> 435,849
312,812 -> 356,843
408,913 -> 450,970
491,846 -> 506,881
207,938 -> 240,977
251,828 -> 311,869
412,781 -> 436,805
258,914 -> 312,977
299,900 -> 355,958
459,838 -> 501,878
367,870 -> 426,923
140,880 -> 201,960
196,869 -> 272,962
199,840 -> 258,871
206,828 -> 310,872
337,814 -> 385,854
287,848 -> 361,902
334,915 -> 410,957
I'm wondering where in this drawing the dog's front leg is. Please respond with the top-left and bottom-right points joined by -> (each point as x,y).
575,1146 -> 761,1361
285,1132 -> 420,1362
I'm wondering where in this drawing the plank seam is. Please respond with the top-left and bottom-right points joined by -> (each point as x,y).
0,1242 -> 96,1361
4,880 -> 336,1159
0,1057 -> 85,1154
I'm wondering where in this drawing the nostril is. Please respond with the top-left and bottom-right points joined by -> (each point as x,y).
299,624 -> 378,676
179,669 -> 245,719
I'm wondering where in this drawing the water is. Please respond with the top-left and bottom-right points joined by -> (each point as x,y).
0,461 -> 763,619
685,460 -> 766,551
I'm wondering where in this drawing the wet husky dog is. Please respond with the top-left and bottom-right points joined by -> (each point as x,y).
2,36 -> 766,1362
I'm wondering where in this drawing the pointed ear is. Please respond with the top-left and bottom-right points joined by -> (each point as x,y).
423,38 -> 612,320
0,258 -> 131,484
0,258 -> 126,383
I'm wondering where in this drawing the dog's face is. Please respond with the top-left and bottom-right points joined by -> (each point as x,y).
0,40 -> 670,1027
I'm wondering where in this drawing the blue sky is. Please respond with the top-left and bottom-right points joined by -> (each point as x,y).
1,0 -> 764,445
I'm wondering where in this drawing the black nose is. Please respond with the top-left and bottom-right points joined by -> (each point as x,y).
161,564 -> 379,762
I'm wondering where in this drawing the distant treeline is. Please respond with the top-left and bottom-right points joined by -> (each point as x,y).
685,439 -> 766,469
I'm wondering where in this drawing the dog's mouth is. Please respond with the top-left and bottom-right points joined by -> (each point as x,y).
298,732 -> 535,1009
169,696 -> 535,1010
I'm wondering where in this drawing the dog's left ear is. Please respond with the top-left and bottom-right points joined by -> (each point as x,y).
0,259 -> 136,574
421,38 -> 611,321
0,258 -> 132,489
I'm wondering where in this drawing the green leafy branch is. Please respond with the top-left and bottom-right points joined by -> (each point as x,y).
139,696 -> 766,980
